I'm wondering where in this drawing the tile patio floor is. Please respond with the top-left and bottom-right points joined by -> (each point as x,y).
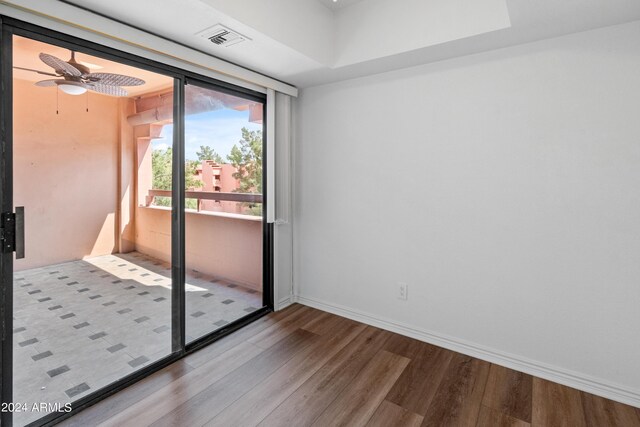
12,252 -> 262,426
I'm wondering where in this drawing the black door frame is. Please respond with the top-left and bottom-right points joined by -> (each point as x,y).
0,16 -> 273,427
0,16 -> 15,427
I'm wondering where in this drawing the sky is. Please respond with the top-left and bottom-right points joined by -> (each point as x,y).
153,108 -> 263,161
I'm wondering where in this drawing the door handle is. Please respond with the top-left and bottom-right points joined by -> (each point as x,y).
15,207 -> 24,259
1,207 -> 25,259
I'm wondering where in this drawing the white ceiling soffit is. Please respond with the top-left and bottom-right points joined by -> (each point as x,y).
307,0 -> 640,87
0,0 -> 299,96
332,0 -> 512,67
6,0 -> 640,88
57,0 -> 510,77
295,0 -> 640,87
316,0 -> 368,10
199,0 -> 335,66
58,0 -> 325,83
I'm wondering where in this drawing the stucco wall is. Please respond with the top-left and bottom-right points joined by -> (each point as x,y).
13,79 -> 120,270
135,207 -> 263,290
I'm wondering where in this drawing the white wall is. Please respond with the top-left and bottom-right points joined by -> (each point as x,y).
295,21 -> 640,405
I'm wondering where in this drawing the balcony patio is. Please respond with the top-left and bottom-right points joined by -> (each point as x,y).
13,251 -> 262,426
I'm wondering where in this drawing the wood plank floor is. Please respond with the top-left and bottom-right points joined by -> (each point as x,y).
59,304 -> 640,427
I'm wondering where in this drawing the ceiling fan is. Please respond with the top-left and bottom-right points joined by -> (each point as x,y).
14,51 -> 145,96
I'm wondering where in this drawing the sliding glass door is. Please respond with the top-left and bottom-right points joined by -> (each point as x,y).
0,18 -> 271,427
183,82 -> 265,343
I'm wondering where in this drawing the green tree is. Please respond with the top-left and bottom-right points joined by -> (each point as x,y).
185,161 -> 201,189
196,145 -> 224,164
152,147 -> 173,207
152,147 -> 201,209
227,127 -> 263,215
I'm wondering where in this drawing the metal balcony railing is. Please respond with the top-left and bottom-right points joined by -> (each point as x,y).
146,189 -> 262,211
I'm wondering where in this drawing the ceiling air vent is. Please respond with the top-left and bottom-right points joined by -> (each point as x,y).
197,24 -> 250,48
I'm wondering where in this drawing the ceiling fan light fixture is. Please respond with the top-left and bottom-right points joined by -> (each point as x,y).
22,52 -> 144,97
55,80 -> 87,95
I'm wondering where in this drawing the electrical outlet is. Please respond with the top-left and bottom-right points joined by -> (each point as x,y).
397,282 -> 408,301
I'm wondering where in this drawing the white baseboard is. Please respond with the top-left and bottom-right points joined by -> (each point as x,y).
275,295 -> 294,311
296,295 -> 640,409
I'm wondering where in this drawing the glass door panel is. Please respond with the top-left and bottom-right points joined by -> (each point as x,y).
183,83 -> 265,343
11,35 -> 175,426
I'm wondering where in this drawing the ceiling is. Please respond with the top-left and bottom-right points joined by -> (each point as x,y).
64,0 -> 328,83
12,35 -> 173,97
54,0 -> 640,88
316,0 -> 368,10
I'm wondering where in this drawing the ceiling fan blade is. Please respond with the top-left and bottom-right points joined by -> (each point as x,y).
87,83 -> 128,97
39,53 -> 82,77
13,66 -> 59,77
34,79 -> 60,87
84,73 -> 145,87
